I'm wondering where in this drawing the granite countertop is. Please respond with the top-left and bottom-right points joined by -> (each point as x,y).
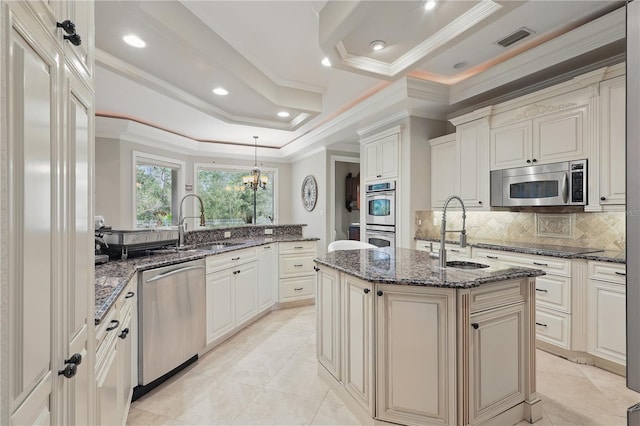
415,237 -> 625,264
314,247 -> 545,289
95,235 -> 319,324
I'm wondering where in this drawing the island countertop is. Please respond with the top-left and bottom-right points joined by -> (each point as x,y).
314,247 -> 545,289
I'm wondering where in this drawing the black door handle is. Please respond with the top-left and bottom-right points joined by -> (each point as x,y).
119,328 -> 130,339
106,320 -> 120,332
471,323 -> 479,329
64,33 -> 82,46
314,266 -> 320,272
364,288 -> 370,294
56,20 -> 76,34
377,290 -> 383,296
58,364 -> 77,379
125,291 -> 135,298
64,353 -> 82,366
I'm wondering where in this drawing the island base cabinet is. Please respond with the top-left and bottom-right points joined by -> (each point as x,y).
343,276 -> 374,415
206,271 -> 235,344
376,285 -> 457,426
468,304 -> 526,425
316,266 -> 341,381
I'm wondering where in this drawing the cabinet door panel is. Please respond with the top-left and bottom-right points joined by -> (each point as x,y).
459,120 -> 489,208
258,245 -> 277,312
533,107 -> 586,163
379,135 -> 398,178
235,263 -> 258,326
206,271 -> 235,344
588,280 -> 626,365
599,77 -> 626,205
364,142 -> 379,181
469,304 -> 525,424
490,122 -> 531,170
316,267 -> 341,380
431,137 -> 456,209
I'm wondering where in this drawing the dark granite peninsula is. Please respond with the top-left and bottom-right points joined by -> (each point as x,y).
314,247 -> 544,426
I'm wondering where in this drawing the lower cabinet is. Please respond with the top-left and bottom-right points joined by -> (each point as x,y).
279,241 -> 317,303
95,276 -> 137,426
375,285 -> 457,426
205,256 -> 258,345
257,244 -> 278,312
587,260 -> 627,366
316,266 -> 342,380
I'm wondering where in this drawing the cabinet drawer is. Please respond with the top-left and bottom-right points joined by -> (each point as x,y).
469,279 -> 525,313
535,275 -> 571,313
279,255 -> 316,278
279,241 -> 317,255
588,261 -> 626,284
474,248 -> 571,276
535,308 -> 571,349
280,276 -> 315,302
206,248 -> 257,273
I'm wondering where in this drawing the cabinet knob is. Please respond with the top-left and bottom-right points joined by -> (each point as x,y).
376,174 -> 382,178
313,266 -> 320,272
376,290 -> 383,296
471,323 -> 479,329
56,20 -> 76,35
526,159 -> 531,164
64,353 -> 82,366
119,328 -> 130,339
600,196 -> 606,201
64,33 -> 82,46
532,159 -> 537,163
364,288 -> 370,294
478,201 -> 482,204
58,364 -> 77,379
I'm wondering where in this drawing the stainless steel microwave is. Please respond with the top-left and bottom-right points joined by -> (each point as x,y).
490,160 -> 587,207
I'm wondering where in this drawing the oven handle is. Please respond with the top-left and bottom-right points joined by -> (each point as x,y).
146,265 -> 205,283
365,190 -> 395,197
562,173 -> 569,204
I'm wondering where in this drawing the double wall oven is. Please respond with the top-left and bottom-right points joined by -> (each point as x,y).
365,180 -> 395,248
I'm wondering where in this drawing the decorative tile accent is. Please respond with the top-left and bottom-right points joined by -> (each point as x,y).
535,214 -> 573,238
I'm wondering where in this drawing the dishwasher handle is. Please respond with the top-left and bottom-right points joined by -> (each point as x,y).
146,265 -> 205,283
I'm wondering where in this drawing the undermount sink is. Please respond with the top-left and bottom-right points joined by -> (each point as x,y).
193,242 -> 243,252
445,260 -> 490,270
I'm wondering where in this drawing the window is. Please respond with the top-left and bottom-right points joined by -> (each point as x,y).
196,165 -> 276,226
134,152 -> 184,229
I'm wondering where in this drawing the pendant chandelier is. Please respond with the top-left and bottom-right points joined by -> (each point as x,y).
243,136 -> 268,190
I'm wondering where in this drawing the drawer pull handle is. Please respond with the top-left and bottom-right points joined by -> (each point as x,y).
106,320 -> 120,332
294,246 -> 304,249
615,271 -> 626,276
294,287 -> 304,291
486,255 -> 498,259
125,291 -> 135,299
471,323 -> 479,330
533,262 -> 548,266
535,322 -> 548,327
294,264 -> 303,267
232,257 -> 240,261
535,288 -> 548,293
450,249 -> 459,252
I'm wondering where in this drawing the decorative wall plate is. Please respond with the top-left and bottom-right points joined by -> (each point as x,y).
301,175 -> 318,212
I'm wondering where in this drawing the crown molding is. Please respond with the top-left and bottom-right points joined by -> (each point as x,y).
357,115 -> 408,139
449,106 -> 493,126
406,77 -> 450,104
449,7 -> 625,104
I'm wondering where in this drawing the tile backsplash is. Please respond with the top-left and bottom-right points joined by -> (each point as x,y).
415,210 -> 625,251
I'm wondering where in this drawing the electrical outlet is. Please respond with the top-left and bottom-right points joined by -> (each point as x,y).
417,219 -> 422,226
264,228 -> 273,235
433,215 -> 439,226
224,231 -> 231,238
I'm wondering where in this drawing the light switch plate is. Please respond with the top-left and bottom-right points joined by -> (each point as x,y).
224,231 -> 231,238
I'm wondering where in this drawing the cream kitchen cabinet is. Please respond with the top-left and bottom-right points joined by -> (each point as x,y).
598,76 -> 626,207
490,105 -> 587,170
473,248 -> 573,350
257,243 -> 278,312
316,265 -> 342,380
279,241 -> 317,303
363,132 -> 399,182
431,116 -> 490,210
429,134 -> 456,209
205,248 -> 258,345
587,261 -> 627,366
3,1 -> 95,424
376,284 -> 457,426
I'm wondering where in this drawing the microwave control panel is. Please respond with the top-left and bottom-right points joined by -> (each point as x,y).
569,160 -> 586,204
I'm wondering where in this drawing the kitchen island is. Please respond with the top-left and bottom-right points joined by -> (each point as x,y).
314,247 -> 545,426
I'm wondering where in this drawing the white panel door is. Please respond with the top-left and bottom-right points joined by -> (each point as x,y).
588,279 -> 626,365
490,121 -> 531,170
458,120 -> 490,208
364,141 -> 380,181
234,262 -> 258,326
533,106 -> 586,164
206,270 -> 235,344
376,285 -> 456,426
257,244 -> 277,312
599,76 -> 626,206
430,135 -> 456,209
343,276 -> 374,415
316,266 -> 341,380
379,134 -> 398,179
7,5 -> 59,423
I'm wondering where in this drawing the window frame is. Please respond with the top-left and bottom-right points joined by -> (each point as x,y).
194,162 -> 279,225
132,151 -> 186,228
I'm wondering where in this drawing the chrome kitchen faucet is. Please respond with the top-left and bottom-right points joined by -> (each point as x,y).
439,195 -> 467,268
178,193 -> 206,247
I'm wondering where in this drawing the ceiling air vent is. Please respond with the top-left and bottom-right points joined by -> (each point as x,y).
496,27 -> 534,47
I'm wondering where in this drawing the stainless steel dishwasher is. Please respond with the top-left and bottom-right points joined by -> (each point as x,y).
138,258 -> 206,387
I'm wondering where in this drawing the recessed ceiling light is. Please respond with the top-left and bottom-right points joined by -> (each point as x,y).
277,111 -> 290,118
370,40 -> 386,51
212,87 -> 229,96
424,0 -> 437,11
453,61 -> 468,70
321,57 -> 331,67
123,34 -> 146,48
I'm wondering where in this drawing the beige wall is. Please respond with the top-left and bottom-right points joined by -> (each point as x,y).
95,137 -> 292,229
415,210 -> 625,251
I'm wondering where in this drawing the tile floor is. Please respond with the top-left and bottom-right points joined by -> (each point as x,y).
127,305 -> 639,425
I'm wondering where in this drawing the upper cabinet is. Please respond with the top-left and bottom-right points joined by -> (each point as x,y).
490,102 -> 587,170
430,134 -> 456,209
598,76 -> 626,208
363,133 -> 398,182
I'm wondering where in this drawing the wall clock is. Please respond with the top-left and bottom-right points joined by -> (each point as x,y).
301,175 -> 318,212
